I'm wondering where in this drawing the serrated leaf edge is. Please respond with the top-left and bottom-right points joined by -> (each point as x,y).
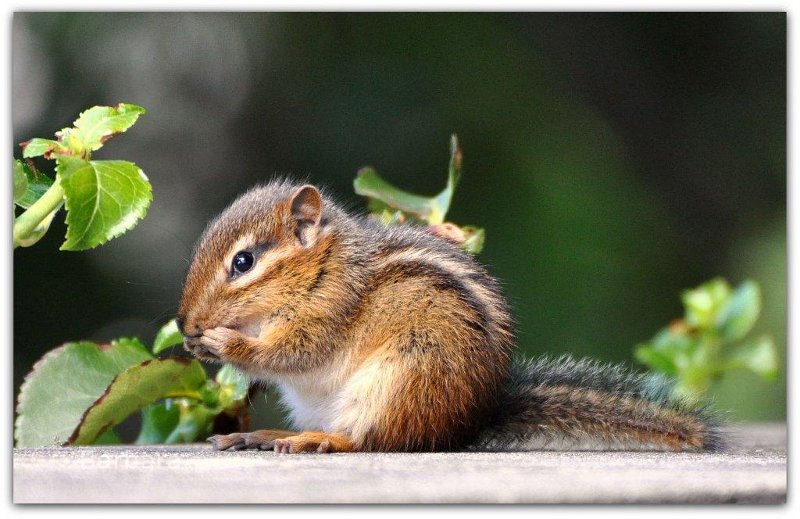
72,103 -> 147,153
59,159 -> 153,250
14,343 -> 76,444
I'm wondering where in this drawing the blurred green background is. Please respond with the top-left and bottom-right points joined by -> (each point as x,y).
13,12 -> 785,425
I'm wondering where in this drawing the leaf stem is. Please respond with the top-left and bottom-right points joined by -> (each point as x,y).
13,179 -> 65,248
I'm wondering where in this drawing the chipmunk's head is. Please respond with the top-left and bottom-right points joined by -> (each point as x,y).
177,179 -> 332,344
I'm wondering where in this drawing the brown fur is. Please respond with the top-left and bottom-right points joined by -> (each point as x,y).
528,385 -> 707,451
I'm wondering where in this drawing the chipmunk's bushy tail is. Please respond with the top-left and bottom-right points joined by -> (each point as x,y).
473,355 -> 724,452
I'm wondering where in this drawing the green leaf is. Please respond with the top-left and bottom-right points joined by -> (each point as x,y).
20,102 -> 145,161
20,104 -> 144,160
68,357 -> 207,445
137,399 -> 218,445
728,335 -> 779,381
430,134 -> 463,225
216,364 -> 251,410
153,319 -> 183,354
650,326 -> 693,350
366,198 -> 394,217
95,428 -> 121,445
353,135 -> 464,225
136,401 -> 180,444
14,160 -> 55,209
168,403 -> 218,443
634,344 -> 679,376
717,280 -> 761,341
20,138 -> 70,159
57,156 -> 152,250
682,277 -> 732,329
634,324 -> 698,379
354,167 -> 434,221
13,160 -> 28,202
68,103 -> 146,155
14,338 -> 152,447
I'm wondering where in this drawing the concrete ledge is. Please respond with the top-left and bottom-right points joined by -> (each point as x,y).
13,423 -> 786,504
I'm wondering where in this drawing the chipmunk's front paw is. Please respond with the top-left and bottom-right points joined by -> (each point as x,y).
208,430 -> 294,451
184,327 -> 247,361
198,327 -> 246,359
183,336 -> 220,360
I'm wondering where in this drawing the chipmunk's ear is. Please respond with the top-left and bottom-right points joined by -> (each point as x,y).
289,184 -> 323,246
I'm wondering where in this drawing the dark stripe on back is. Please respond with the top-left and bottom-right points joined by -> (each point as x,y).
371,259 -> 490,334
375,236 -> 504,305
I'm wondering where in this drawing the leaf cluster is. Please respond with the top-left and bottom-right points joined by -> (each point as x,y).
14,320 -> 250,448
13,103 -> 151,250
635,278 -> 778,399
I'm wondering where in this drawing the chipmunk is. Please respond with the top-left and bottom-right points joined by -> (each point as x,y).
177,178 -> 722,454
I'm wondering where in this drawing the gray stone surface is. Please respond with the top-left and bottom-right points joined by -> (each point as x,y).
13,423 -> 785,504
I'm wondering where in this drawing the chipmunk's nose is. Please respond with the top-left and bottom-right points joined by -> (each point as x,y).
176,315 -> 202,338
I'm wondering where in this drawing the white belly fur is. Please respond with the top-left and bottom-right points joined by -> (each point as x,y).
255,347 -> 397,443
275,377 -> 341,432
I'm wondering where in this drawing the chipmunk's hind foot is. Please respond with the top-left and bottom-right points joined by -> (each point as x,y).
273,432 -> 356,454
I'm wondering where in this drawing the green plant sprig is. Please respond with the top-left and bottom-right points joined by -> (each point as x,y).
353,134 -> 485,254
13,103 -> 152,250
635,277 -> 778,399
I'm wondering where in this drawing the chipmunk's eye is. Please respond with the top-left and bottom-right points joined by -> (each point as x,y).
231,251 -> 255,276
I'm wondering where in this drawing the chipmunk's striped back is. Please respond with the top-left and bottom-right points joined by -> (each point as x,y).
338,221 -> 516,451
